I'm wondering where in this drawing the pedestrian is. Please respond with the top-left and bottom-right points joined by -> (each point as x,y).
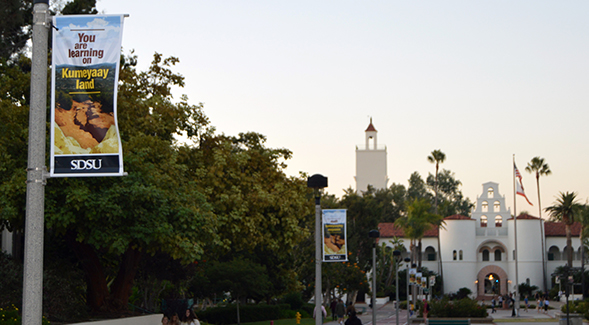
537,297 -> 543,313
524,295 -> 529,312
181,308 -> 199,325
491,297 -> 496,313
330,299 -> 338,321
335,299 -> 346,325
313,305 -> 327,322
346,303 -> 356,317
544,298 -> 549,313
162,315 -> 170,325
498,295 -> 503,309
423,299 -> 430,320
344,310 -> 363,325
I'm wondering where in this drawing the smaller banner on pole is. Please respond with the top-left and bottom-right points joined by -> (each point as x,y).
322,209 -> 347,262
409,268 -> 417,284
50,15 -> 125,177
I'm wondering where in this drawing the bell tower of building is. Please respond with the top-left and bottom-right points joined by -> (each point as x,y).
355,118 -> 388,192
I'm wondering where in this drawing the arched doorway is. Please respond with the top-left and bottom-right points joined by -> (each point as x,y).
477,265 -> 508,298
484,273 -> 500,295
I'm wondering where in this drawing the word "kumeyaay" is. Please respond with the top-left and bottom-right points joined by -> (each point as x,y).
61,68 -> 109,80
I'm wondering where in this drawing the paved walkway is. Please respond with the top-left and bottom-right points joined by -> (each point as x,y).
323,300 -> 567,325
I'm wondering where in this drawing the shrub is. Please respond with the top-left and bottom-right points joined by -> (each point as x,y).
0,305 -> 51,325
282,292 -> 304,310
428,297 -> 488,318
196,303 -> 291,324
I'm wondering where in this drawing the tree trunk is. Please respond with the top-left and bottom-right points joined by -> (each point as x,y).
566,222 -> 573,268
109,247 -> 142,311
69,236 -> 109,312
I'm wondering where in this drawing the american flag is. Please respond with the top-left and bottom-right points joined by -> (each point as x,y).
514,162 -> 533,206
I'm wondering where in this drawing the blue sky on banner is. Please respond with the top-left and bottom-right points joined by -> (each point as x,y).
93,1 -> 589,215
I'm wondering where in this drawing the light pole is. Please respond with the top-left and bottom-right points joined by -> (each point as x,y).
369,230 -> 380,325
404,257 -> 411,316
393,250 -> 401,325
307,174 -> 327,325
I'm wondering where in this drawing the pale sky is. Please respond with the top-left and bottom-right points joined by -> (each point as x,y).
95,0 -> 589,217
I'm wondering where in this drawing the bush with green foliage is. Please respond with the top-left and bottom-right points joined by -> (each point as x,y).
282,292 -> 304,310
561,300 -> 589,320
425,297 -> 488,318
0,305 -> 50,325
196,303 -> 292,324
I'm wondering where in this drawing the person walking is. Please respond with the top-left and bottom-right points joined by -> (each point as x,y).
344,310 -> 362,325
524,295 -> 529,312
423,299 -> 430,320
491,296 -> 496,313
313,305 -> 327,322
335,299 -> 346,325
330,299 -> 338,321
543,298 -> 549,313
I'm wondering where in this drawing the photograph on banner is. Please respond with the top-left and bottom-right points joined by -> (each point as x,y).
429,275 -> 436,287
322,209 -> 347,261
50,15 -> 125,177
416,272 -> 422,286
409,268 -> 417,284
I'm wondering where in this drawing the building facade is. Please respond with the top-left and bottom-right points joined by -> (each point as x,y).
379,182 -> 582,298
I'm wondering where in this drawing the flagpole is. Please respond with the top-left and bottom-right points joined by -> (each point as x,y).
513,155 -> 520,317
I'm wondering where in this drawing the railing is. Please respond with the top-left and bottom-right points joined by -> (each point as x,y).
476,227 -> 508,236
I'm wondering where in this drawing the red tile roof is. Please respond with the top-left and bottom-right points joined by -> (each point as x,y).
506,213 -> 541,220
544,221 -> 582,236
378,222 -> 438,238
445,214 -> 471,220
365,118 -> 377,132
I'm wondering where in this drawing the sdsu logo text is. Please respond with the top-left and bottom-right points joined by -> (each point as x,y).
71,159 -> 103,170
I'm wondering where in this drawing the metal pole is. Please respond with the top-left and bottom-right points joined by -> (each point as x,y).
372,242 -> 377,325
395,259 -> 400,325
315,192 -> 322,325
23,1 -> 49,325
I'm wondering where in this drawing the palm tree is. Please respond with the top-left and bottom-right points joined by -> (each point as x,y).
428,150 -> 446,213
427,149 -> 446,294
396,198 -> 444,268
545,192 -> 581,268
525,156 -> 551,292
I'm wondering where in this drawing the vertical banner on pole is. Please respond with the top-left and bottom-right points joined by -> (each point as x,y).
322,209 -> 347,261
50,15 -> 125,177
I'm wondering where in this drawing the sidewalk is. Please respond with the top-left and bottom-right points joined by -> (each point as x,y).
323,300 -> 565,325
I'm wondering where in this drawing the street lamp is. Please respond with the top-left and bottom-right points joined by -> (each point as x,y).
369,229 -> 380,325
307,174 -> 327,325
393,250 -> 401,325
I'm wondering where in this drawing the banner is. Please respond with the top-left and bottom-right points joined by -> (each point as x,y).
50,15 -> 125,177
322,209 -> 347,262
409,268 -> 417,284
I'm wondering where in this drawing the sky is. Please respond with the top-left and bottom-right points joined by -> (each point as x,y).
93,0 -> 589,217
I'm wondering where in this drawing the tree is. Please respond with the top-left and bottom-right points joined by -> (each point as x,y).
525,157 -> 551,292
427,149 -> 446,214
395,198 -> 444,268
407,172 -> 431,202
545,192 -> 582,267
0,0 -> 32,60
426,169 -> 473,217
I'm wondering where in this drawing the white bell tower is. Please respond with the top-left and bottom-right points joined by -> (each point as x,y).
355,118 -> 388,193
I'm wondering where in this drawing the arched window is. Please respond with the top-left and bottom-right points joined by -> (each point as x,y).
482,201 -> 489,212
488,187 -> 494,198
481,216 -> 488,227
459,250 -> 463,260
425,246 -> 436,261
548,246 -> 560,261
482,249 -> 490,261
453,250 -> 457,261
495,216 -> 502,227
494,250 -> 502,261
494,201 -> 501,212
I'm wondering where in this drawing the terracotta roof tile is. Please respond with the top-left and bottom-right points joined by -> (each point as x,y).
506,213 -> 541,220
445,214 -> 471,220
378,222 -> 438,238
544,221 -> 582,236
